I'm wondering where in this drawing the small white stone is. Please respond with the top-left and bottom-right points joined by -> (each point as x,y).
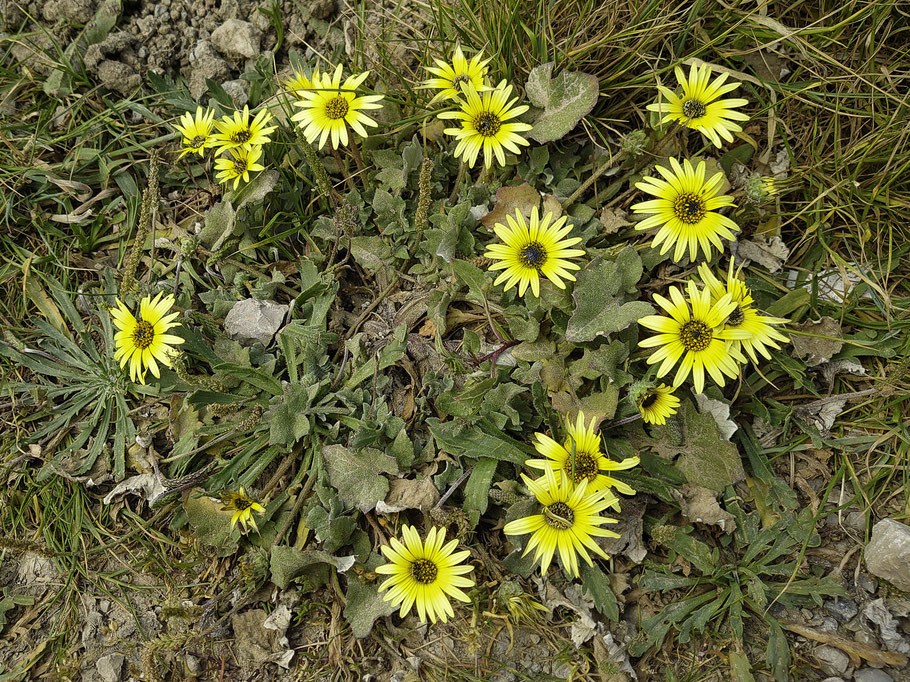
96,653 -> 125,682
865,519 -> 910,592
224,298 -> 287,346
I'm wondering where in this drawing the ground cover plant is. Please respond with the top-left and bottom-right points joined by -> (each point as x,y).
1,0 -> 910,680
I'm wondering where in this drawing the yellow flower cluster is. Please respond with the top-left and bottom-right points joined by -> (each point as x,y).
504,411 -> 638,578
424,46 -> 533,169
173,104 -> 274,190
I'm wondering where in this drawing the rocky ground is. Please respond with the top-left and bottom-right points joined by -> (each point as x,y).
3,0 -> 423,104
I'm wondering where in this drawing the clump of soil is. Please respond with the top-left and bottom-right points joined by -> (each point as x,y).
6,0 -> 346,98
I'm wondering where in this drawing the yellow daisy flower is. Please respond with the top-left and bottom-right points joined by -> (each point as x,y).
174,106 -> 215,159
697,262 -> 789,364
438,80 -> 532,168
376,525 -> 475,624
637,384 -> 680,425
484,206 -> 585,298
503,468 -> 620,579
526,411 -> 639,502
761,177 -> 779,196
291,64 -> 385,150
637,281 -> 750,394
283,66 -> 318,99
221,487 -> 266,533
631,157 -> 740,263
111,292 -> 184,384
211,105 -> 276,156
647,62 -> 749,147
214,145 -> 265,190
422,45 -> 491,103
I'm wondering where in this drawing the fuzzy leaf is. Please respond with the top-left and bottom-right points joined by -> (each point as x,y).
199,200 -> 236,250
635,400 -> 745,492
268,383 -> 314,447
343,555 -> 397,638
234,169 -> 279,209
566,247 -> 654,343
463,457 -> 498,525
183,489 -> 239,557
269,546 -> 348,591
580,564 -> 619,622
426,419 -> 531,465
526,62 -> 599,143
322,444 -> 397,512
350,235 -> 393,274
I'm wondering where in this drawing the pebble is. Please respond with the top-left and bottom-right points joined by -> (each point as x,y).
826,598 -> 859,622
865,518 -> 910,592
96,653 -> 125,682
853,670 -> 893,682
224,299 -> 288,346
813,645 -> 850,676
858,574 -> 878,594
819,616 -> 840,633
210,18 -> 262,59
854,629 -> 878,647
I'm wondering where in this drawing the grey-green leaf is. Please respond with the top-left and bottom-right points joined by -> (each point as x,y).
566,248 -> 654,343
526,62 -> 599,143
343,555 -> 397,638
322,444 -> 398,512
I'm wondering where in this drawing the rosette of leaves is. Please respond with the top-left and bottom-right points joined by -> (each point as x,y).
1,273 -> 135,480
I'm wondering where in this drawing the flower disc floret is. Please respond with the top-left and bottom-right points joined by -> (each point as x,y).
525,411 -> 639,503
503,468 -> 620,578
484,206 -> 584,298
111,292 -> 184,384
376,525 -> 475,624
647,63 -> 749,147
211,105 -> 276,156
632,157 -> 739,262
696,262 -> 789,364
174,106 -> 216,158
438,80 -> 532,168
291,64 -> 384,150
637,281 -> 750,393
422,45 -> 491,104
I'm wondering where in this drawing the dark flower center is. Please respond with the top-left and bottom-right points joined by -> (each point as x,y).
544,502 -> 575,529
519,242 -> 547,269
640,391 -> 659,409
325,97 -> 349,120
473,112 -> 501,137
726,305 -> 745,327
451,74 -> 470,88
186,135 -> 206,150
132,320 -> 155,349
680,320 -> 712,352
232,157 -> 248,174
234,497 -> 252,511
565,452 -> 599,484
231,128 -> 252,144
682,99 -> 707,119
673,193 -> 707,224
410,558 -> 438,584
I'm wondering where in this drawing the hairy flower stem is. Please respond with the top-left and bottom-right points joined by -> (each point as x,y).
347,135 -> 367,190
120,150 -> 159,295
448,161 -> 467,203
415,158 -> 434,237
562,149 -> 626,209
300,140 -> 334,200
332,148 -> 356,193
